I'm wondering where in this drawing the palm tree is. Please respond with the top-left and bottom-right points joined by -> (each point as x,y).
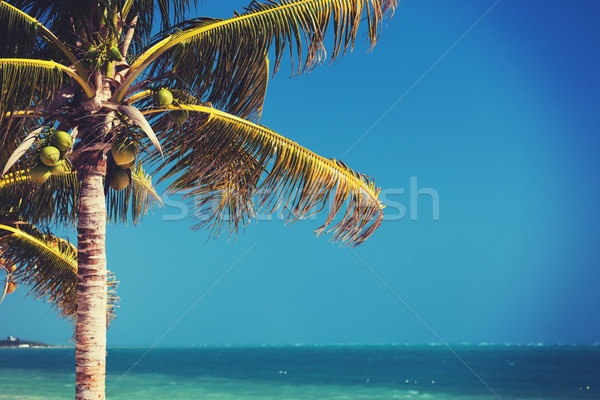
0,1 -> 395,399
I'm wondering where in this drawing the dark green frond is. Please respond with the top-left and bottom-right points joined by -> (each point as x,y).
146,105 -> 384,246
0,222 -> 119,323
7,0 -> 196,57
0,1 -> 39,58
0,58 -> 64,128
0,116 -> 44,167
129,0 -> 197,53
0,2 -> 81,69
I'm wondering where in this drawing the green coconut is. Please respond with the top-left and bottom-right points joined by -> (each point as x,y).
108,46 -> 123,61
49,160 -> 68,175
50,130 -> 72,151
111,139 -> 138,166
110,167 -> 130,191
29,163 -> 51,184
39,146 -> 61,167
85,46 -> 98,58
170,110 -> 189,126
154,88 -> 173,107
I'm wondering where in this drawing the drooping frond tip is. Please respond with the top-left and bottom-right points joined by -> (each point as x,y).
0,223 -> 118,324
146,105 -> 384,246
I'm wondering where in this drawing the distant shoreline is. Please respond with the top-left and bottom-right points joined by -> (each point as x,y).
0,345 -> 72,349
0,336 -> 65,349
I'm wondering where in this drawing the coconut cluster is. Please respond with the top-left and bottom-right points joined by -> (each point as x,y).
110,138 -> 138,191
29,130 -> 73,184
82,42 -> 123,71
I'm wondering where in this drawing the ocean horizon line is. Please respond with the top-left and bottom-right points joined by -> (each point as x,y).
6,342 -> 599,349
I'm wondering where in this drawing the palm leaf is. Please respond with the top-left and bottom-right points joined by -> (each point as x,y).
0,166 -> 162,227
7,0 -> 196,58
0,117 -> 44,172
0,59 -> 63,126
0,169 -> 80,227
0,1 -> 38,58
0,221 -> 119,324
0,2 -> 83,73
114,0 -> 397,114
117,104 -> 163,156
145,104 -> 384,246
0,59 -> 94,135
1,126 -> 44,176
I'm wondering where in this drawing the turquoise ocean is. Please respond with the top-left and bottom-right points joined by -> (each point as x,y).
0,345 -> 598,399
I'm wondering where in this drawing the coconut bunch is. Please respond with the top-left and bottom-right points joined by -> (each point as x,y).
29,129 -> 73,184
27,127 -> 136,193
25,89 -> 181,192
109,138 -> 137,191
108,87 -> 187,191
107,87 -> 186,191
81,41 -> 123,73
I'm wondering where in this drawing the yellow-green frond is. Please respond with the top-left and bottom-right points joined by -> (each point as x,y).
0,60 -> 93,120
0,59 -> 63,125
115,0 -> 397,109
145,104 -> 384,246
0,222 -> 119,323
0,169 -> 79,227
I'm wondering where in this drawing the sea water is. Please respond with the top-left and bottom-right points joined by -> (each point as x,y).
0,345 -> 598,399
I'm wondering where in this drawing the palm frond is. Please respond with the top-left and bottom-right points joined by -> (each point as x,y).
0,222 -> 119,324
0,169 -> 79,227
7,0 -> 196,58
0,115 -> 44,166
145,104 -> 384,246
6,0 -> 109,52
113,0 -> 198,56
0,2 -> 83,73
136,0 -> 197,47
0,59 -> 94,134
107,164 -> 163,225
1,164 -> 161,227
0,1 -> 38,58
115,0 -> 397,112
0,59 -> 63,126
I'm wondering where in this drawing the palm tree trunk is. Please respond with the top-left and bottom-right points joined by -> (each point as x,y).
76,164 -> 107,400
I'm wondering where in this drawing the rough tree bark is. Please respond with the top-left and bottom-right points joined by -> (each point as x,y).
75,160 -> 107,400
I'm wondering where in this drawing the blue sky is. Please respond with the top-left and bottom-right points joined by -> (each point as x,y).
1,0 -> 599,346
